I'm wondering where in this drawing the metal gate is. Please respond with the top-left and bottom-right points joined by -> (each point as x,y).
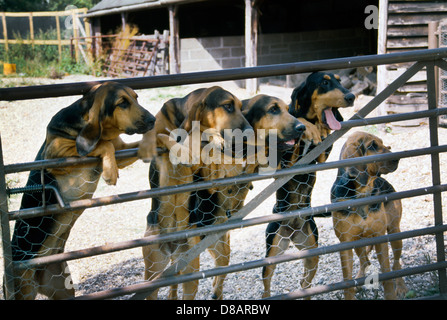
1,48 -> 447,300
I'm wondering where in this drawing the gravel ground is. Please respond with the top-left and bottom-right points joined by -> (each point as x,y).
0,75 -> 446,300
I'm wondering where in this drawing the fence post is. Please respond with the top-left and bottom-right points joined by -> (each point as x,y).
28,12 -> 34,48
1,12 -> 8,52
55,15 -> 62,61
426,60 -> 447,296
0,134 -> 15,299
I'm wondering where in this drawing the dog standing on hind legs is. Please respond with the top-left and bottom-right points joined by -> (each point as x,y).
331,131 -> 408,300
140,86 -> 252,300
262,72 -> 355,298
9,82 -> 155,300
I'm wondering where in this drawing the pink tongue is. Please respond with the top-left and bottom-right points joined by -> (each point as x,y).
285,139 -> 295,146
324,108 -> 341,130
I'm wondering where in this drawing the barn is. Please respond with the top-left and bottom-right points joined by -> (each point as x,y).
84,0 -> 378,91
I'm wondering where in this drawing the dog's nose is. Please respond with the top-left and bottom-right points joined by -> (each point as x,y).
344,93 -> 355,106
294,123 -> 306,134
143,112 -> 156,130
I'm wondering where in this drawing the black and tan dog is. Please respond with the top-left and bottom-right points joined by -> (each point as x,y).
262,72 -> 355,298
141,86 -> 252,300
331,131 -> 407,300
189,94 -> 306,299
10,82 -> 155,300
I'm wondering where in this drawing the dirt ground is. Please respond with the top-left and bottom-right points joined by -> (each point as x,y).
0,75 -> 446,300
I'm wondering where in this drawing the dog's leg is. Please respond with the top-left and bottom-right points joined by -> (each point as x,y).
112,136 -> 141,169
207,233 -> 230,300
374,242 -> 396,300
262,224 -> 290,298
291,223 -> 319,299
87,140 -> 119,185
177,237 -> 200,300
354,246 -> 371,279
386,200 -> 408,298
142,225 -> 170,300
37,261 -> 75,299
389,237 -> 407,298
13,269 -> 39,300
138,128 -> 158,162
339,248 -> 355,300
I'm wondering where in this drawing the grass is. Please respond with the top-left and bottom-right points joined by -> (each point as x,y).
0,29 -> 91,80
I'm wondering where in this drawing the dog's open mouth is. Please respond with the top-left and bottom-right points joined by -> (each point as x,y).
278,138 -> 298,150
323,107 -> 342,131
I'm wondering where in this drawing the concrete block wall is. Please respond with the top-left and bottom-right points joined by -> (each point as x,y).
180,27 -> 373,87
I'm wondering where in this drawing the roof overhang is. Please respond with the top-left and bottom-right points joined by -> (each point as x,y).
83,0 -> 208,18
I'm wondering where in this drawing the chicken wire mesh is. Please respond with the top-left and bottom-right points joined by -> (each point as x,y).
1,50 -> 447,300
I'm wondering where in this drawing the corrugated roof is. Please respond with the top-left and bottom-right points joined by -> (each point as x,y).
89,0 -> 158,12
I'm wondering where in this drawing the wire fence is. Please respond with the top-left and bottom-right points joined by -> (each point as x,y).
0,48 -> 447,300
0,8 -> 89,61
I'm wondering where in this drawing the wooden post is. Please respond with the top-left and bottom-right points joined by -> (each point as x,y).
72,10 -> 79,62
169,5 -> 180,74
84,11 -> 92,65
29,13 -> 34,48
245,0 -> 259,94
428,21 -> 439,103
1,12 -> 8,52
121,12 -> 127,31
55,15 -> 62,61
377,0 -> 388,117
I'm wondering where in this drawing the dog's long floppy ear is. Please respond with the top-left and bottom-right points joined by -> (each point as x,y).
182,93 -> 207,133
343,139 -> 369,185
76,84 -> 107,156
289,80 -> 310,118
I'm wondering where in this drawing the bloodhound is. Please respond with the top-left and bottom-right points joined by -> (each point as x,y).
188,94 -> 306,299
331,131 -> 407,300
262,72 -> 355,298
141,86 -> 252,300
10,81 -> 155,300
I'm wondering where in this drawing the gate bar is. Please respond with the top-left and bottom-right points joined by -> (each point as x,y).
73,225 -> 447,300
0,48 -> 447,101
8,144 -> 447,220
5,106 -> 447,174
14,184 -> 447,270
269,262 -> 447,300
426,61 -> 447,294
0,136 -> 15,299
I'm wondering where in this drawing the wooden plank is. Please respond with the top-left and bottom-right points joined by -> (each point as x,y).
387,25 -> 428,37
0,39 -> 71,45
387,37 -> 428,48
388,13 -> 447,26
396,82 -> 427,93
386,69 -> 427,83
386,103 -> 428,113
389,2 -> 447,13
387,93 -> 428,105
0,9 -> 87,17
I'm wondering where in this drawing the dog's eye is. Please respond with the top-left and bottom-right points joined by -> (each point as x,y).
268,105 -> 280,114
117,99 -> 130,109
322,80 -> 329,86
222,103 -> 234,112
368,141 -> 378,151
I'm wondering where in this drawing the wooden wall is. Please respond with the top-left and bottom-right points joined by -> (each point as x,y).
381,0 -> 447,122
